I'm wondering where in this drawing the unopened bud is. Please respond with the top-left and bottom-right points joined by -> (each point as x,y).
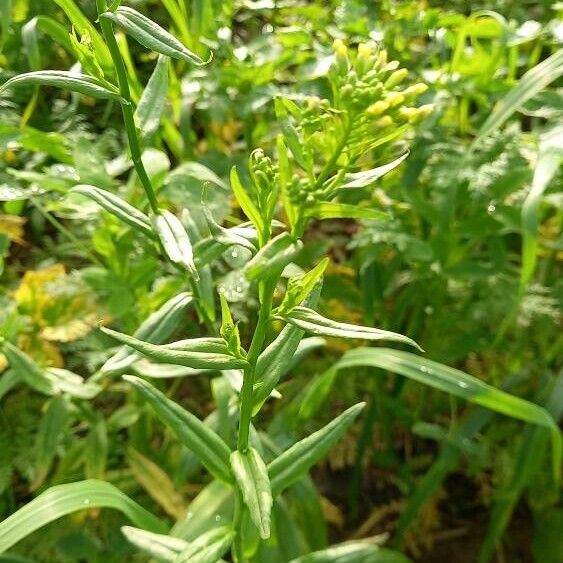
376,116 -> 394,128
333,39 -> 348,58
385,91 -> 405,107
384,68 -> 408,88
412,104 -> 434,122
398,107 -> 417,121
367,100 -> 390,116
357,41 -> 375,59
405,82 -> 428,96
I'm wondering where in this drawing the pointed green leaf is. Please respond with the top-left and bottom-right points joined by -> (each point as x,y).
0,480 -> 165,553
0,71 -> 122,102
152,209 -> 199,280
72,184 -> 154,238
101,292 -> 192,375
124,376 -> 233,483
101,7 -> 210,65
278,258 -> 329,314
136,55 -> 169,145
121,526 -> 188,562
306,202 -> 388,221
276,306 -> 421,350
230,167 -> 264,237
244,232 -> 303,281
338,152 -> 409,189
269,403 -> 365,495
175,526 -> 234,563
289,543 -> 411,563
231,448 -> 272,539
101,327 -> 246,370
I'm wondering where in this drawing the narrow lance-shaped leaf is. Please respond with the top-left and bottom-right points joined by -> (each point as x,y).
231,448 -> 272,539
135,54 -> 169,145
100,7 -> 210,65
152,209 -> 199,280
175,526 -> 234,563
269,403 -> 365,495
289,543 -> 411,563
101,326 -> 247,370
124,375 -> 233,484
0,480 -> 166,553
338,152 -> 409,189
72,184 -> 154,238
520,124 -> 563,291
0,71 -> 123,102
244,232 -> 303,281
230,167 -> 265,239
121,526 -> 188,562
305,202 -> 389,221
276,306 -> 421,350
32,396 -> 69,490
101,292 -> 192,375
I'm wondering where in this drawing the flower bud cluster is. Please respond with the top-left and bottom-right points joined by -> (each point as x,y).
249,148 -> 278,202
332,39 -> 433,127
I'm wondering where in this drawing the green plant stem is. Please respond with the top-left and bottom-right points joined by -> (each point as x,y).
237,279 -> 275,452
95,0 -> 159,214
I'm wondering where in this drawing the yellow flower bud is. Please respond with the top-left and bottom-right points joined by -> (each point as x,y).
384,68 -> 408,88
405,82 -> 429,96
367,101 -> 390,116
376,116 -> 394,128
398,107 -> 417,121
333,39 -> 348,58
377,49 -> 388,66
385,91 -> 405,107
357,41 -> 375,59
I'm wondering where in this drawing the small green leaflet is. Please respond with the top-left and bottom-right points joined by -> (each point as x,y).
124,375 -> 234,484
305,202 -> 389,221
276,306 -> 421,350
175,526 -> 234,563
0,71 -> 122,102
72,184 -> 154,238
0,480 -> 166,553
289,542 -> 412,563
230,167 -> 265,239
231,448 -> 272,539
101,6 -> 210,65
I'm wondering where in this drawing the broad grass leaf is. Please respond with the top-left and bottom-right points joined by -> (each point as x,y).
230,448 -> 272,539
124,376 -> 233,484
268,403 -> 365,495
101,7 -> 210,65
336,348 -> 561,479
473,49 -> 563,146
0,480 -> 166,553
127,448 -> 186,519
0,71 -> 123,102
520,124 -> 563,291
478,373 -> 563,563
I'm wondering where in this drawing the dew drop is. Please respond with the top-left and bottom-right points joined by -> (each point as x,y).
215,515 -> 222,522
83,498 -> 91,506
